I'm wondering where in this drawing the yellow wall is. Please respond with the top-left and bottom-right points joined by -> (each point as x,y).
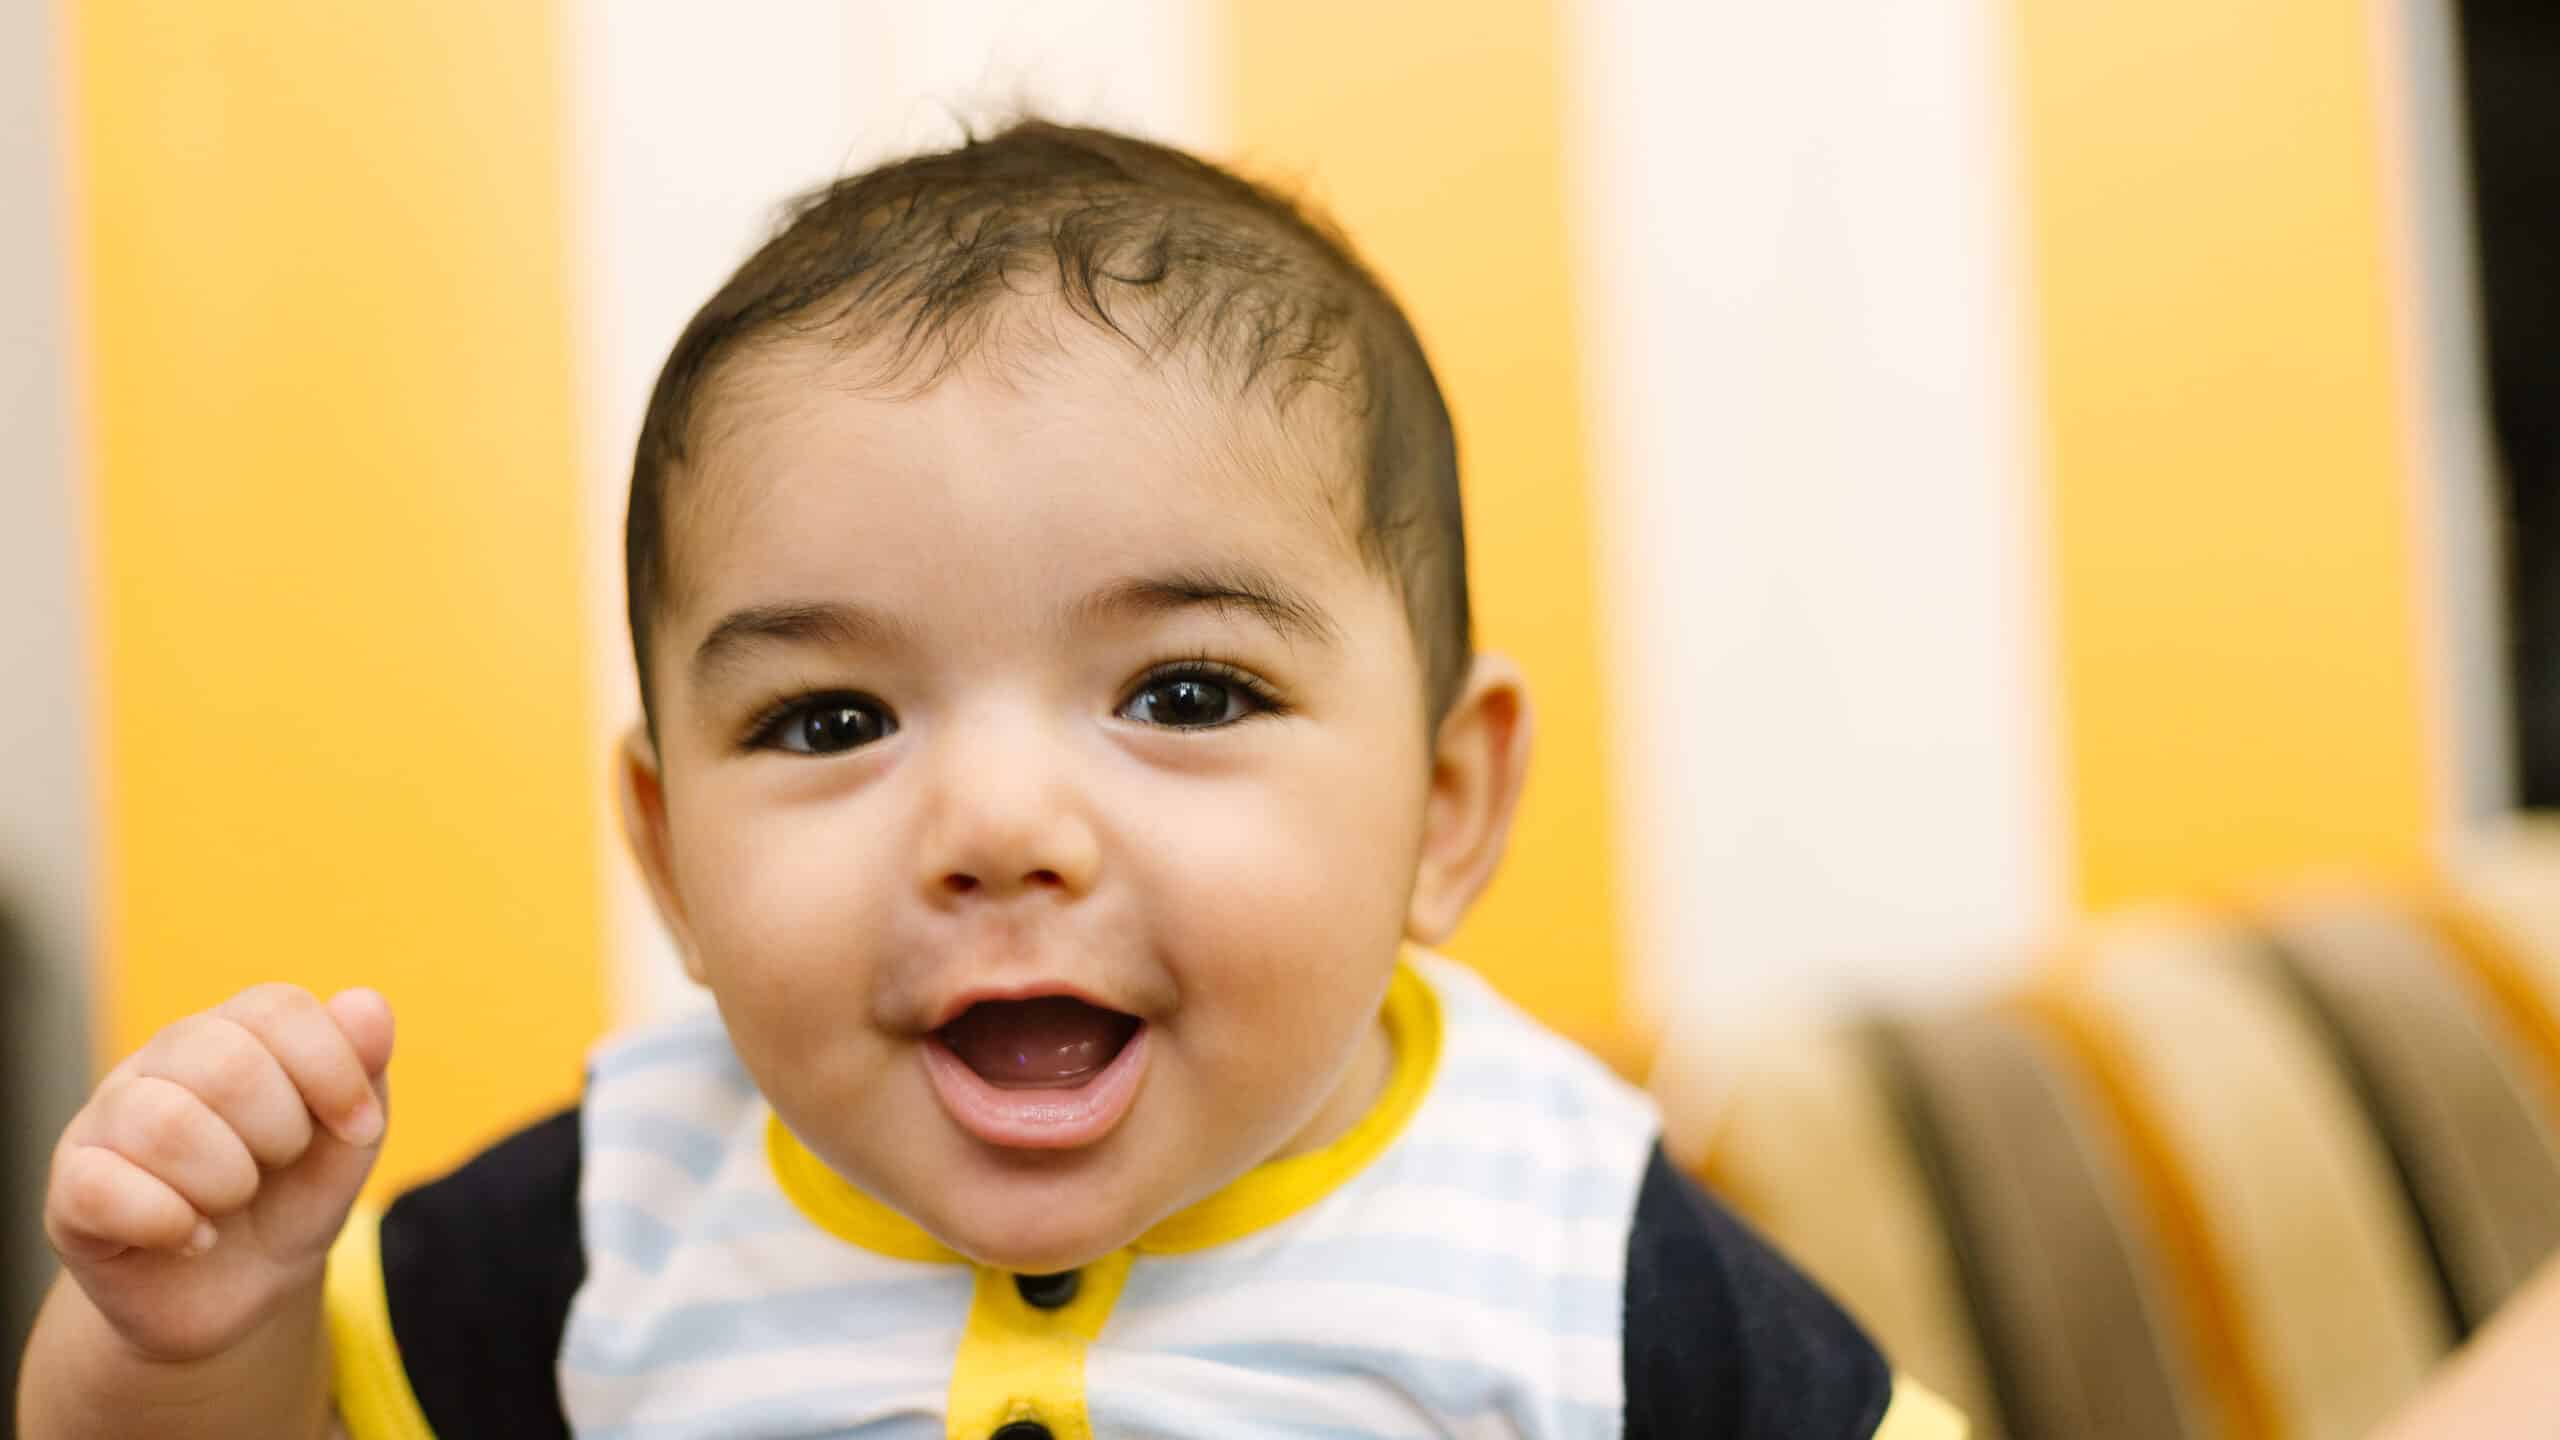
72,0 -> 606,1194
1227,0 -> 1625,1040
2017,0 -> 2437,907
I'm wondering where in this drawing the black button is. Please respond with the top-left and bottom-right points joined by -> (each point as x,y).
991,1424 -> 1053,1440
1014,1269 -> 1080,1308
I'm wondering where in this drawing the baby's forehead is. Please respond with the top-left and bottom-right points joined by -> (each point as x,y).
657,325 -> 1373,621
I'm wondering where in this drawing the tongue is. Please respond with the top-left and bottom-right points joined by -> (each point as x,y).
940,998 -> 1139,1089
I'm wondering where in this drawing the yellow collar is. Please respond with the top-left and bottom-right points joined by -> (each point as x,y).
766,960 -> 1444,1263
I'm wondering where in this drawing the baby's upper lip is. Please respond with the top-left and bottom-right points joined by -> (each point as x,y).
923,980 -> 1132,1033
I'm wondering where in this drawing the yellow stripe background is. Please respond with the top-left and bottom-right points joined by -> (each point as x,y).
73,0 -> 606,1195
2016,0 -> 2437,909
1228,0 -> 1625,1044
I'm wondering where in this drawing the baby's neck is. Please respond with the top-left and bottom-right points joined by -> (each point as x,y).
1272,1014 -> 1396,1161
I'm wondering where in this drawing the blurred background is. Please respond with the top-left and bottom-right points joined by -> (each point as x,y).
6,1 -> 2557,1434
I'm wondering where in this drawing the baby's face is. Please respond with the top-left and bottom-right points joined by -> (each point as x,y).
627,329 -> 1436,1269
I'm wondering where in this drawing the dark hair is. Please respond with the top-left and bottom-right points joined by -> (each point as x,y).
625,120 -> 1470,730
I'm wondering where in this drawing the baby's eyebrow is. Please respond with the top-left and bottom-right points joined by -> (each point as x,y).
690,600 -> 903,690
1084,566 -> 1344,648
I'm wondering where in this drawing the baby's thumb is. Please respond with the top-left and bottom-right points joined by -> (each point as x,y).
325,986 -> 396,1080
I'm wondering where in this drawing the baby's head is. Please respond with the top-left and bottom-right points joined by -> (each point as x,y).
615,121 -> 1531,1270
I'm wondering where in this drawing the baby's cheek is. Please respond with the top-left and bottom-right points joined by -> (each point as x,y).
684,822 -> 888,1021
704,794 -> 881,923
1189,878 -> 1397,1066
694,890 -> 891,1116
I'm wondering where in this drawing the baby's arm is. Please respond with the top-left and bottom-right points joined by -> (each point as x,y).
2373,1253 -> 2560,1438
16,985 -> 393,1440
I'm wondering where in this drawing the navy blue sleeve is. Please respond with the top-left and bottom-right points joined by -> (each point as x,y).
377,1105 -> 583,1438
1622,1142 -> 1896,1438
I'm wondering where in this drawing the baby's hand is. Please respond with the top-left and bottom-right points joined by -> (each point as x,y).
43,985 -> 394,1362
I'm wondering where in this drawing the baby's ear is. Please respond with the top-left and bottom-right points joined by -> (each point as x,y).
617,725 -> 708,984
1406,655 -> 1533,946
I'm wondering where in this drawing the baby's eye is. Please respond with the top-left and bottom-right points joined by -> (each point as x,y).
751,694 -> 896,755
1118,668 -> 1273,729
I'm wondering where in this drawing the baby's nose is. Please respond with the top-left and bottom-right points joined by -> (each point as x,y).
913,726 -> 1100,903
929,815 -> 1099,902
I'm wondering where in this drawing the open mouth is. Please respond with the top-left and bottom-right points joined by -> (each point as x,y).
922,995 -> 1153,1150
937,997 -> 1142,1089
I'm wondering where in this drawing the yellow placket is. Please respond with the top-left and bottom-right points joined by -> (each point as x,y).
943,1252 -> 1138,1440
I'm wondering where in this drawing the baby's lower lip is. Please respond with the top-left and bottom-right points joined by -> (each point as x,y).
921,1025 -> 1150,1151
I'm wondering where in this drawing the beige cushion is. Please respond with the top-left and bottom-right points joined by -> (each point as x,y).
1885,1006 -> 2205,1438
2266,894 -> 2560,1329
2046,916 -> 2449,1439
2447,822 -> 2560,1137
1664,1021 -> 2004,1438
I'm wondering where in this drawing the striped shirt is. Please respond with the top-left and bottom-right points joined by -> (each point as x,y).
326,954 -> 1965,1438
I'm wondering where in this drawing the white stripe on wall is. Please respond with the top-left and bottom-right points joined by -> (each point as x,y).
2374,0 -> 2515,835
1563,0 -> 2064,1027
565,1 -> 1225,1025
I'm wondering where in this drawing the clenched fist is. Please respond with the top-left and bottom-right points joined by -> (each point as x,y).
43,984 -> 395,1363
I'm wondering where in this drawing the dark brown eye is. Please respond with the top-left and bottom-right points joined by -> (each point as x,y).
1120,670 -> 1266,729
761,696 -> 894,754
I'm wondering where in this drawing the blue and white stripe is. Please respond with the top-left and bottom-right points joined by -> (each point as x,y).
559,954 -> 1658,1437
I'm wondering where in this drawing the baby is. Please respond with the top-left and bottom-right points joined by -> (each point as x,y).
24,123 -> 1962,1439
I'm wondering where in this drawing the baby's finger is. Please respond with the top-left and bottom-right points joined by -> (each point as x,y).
126,1014 -> 315,1170
215,984 -> 384,1147
45,1141 -> 214,1262
324,986 -> 395,1081
86,1075 -> 261,1220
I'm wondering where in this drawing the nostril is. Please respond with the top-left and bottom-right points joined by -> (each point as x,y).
935,869 -> 1069,897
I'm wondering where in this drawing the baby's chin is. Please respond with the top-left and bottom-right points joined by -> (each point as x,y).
889,1111 -> 1272,1272
913,1171 -> 1175,1274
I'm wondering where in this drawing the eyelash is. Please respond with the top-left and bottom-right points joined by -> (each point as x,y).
1123,658 -> 1289,725
739,690 -> 892,753
735,659 -> 1287,753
